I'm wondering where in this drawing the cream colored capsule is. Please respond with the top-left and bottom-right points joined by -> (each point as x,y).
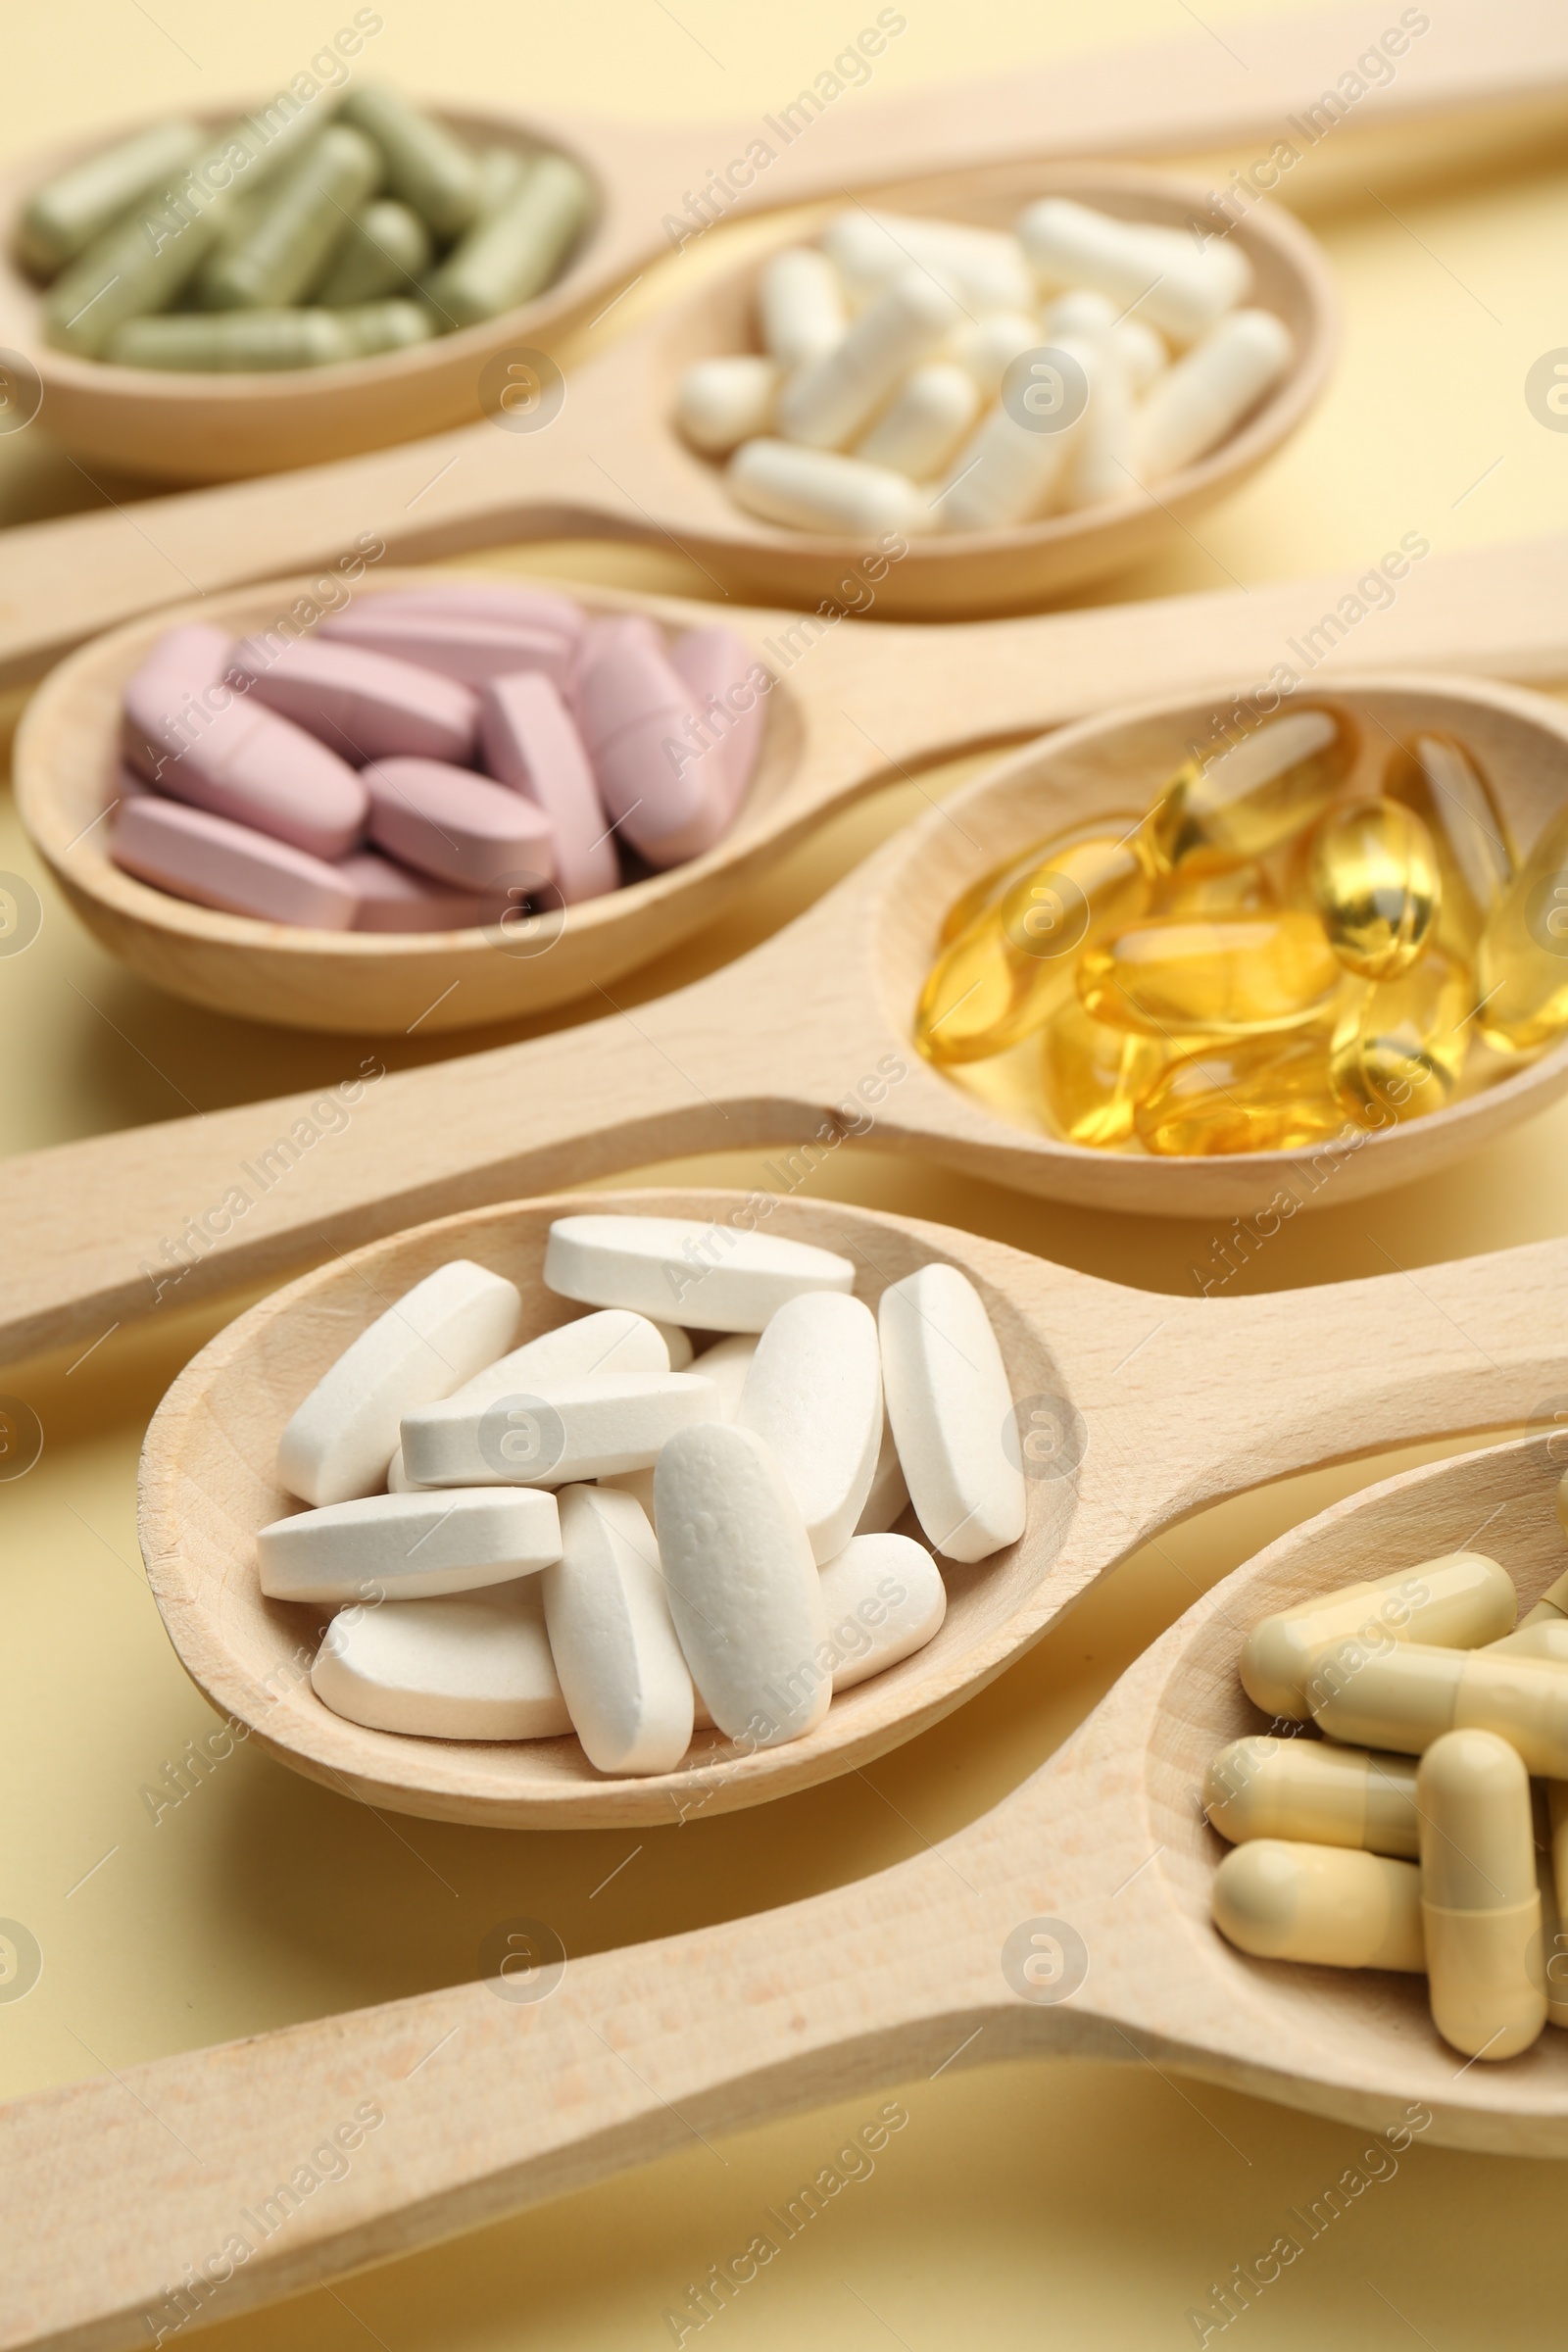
758,247 -> 846,368
1064,333 -> 1135,511
855,361 -> 978,478
676,356 -> 780,454
726,439 -> 925,538
1417,1729 -> 1545,2058
1545,1782 -> 1568,2028
1518,1559 -> 1568,1629
1240,1552 -> 1516,1721
1114,317 -> 1167,395
934,332 -> 1098,532
948,311 -> 1040,400
1310,1642 -> 1568,1776
1488,1619 -> 1568,1662
1204,1735 -> 1419,1857
776,265 -> 960,449
1211,1839 -> 1424,1970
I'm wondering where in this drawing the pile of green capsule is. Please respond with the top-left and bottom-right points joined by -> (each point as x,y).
24,86 -> 593,372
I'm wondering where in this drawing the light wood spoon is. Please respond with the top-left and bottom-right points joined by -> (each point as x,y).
17,528 -> 1568,1034
137,1183 -> 1568,1831
1,0 -> 1558,483
7,665 -> 1568,1364
5,1420 -> 1568,2352
0,161 -> 1336,642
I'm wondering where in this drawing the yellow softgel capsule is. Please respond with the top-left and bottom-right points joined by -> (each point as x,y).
1149,861 -> 1275,918
1329,943 -> 1474,1125
1477,800 -> 1568,1054
1309,796 -> 1440,980
1385,732 -> 1513,954
1147,705 -> 1356,875
1038,998 -> 1168,1147
1241,1553 -> 1515,1721
1417,1728 -> 1545,2059
1134,1030 -> 1344,1156
1211,1839 -> 1425,1971
1205,1735 -> 1420,1856
936,818 -> 1144,947
916,829 -> 1149,1064
1078,910 -> 1339,1038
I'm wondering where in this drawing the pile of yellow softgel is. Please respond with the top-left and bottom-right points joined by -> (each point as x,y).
915,705 -> 1568,1154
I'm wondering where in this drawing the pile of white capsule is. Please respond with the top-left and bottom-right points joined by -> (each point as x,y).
675,199 -> 1293,538
1208,1510 -> 1568,2061
261,1214 -> 1027,1776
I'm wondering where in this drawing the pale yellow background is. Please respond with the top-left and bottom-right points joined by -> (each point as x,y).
4,2 -> 1568,2345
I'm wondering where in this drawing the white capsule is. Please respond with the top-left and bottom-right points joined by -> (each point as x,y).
758,246 -> 846,367
675,354 -> 781,456
1140,219 -> 1252,311
878,1263 -> 1025,1562
736,1291 -> 883,1563
855,361 -> 979,478
726,438 -> 927,538
312,1579 -> 569,1740
258,1486 -> 562,1604
1131,308 -> 1293,483
856,1412 -> 908,1535
401,1370 -> 717,1489
817,1532 -> 946,1691
947,309 -> 1041,400
656,1421 -> 830,1745
276,1260 -> 522,1508
546,1213 -> 856,1333
1042,288 -> 1117,338
1064,332 -> 1136,512
1015,197 -> 1245,344
1113,315 -> 1167,395
542,1486 -> 694,1775
823,210 -> 1034,315
777,265 -> 961,450
933,332 -> 1097,533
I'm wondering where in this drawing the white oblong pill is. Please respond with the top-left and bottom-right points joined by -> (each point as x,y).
543,1485 -> 694,1774
656,1420 -> 830,1745
855,361 -> 979,479
948,311 -> 1041,400
855,1413 -> 909,1536
776,266 -> 961,449
879,1263 -> 1025,1563
545,1214 -> 856,1333
737,1291 -> 882,1564
444,1308 -> 674,1415
402,1371 -> 717,1489
675,354 -> 781,455
654,1320 -> 695,1370
258,1486 -> 562,1603
1131,307 -> 1293,482
758,246 -> 845,368
312,1579 -> 569,1740
725,438 -> 925,539
386,1447 -> 418,1493
817,1532 -> 947,1690
276,1260 -> 521,1507
686,1332 -> 758,1419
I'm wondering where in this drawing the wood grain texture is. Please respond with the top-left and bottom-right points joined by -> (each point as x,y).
0,0 -> 1556,482
0,161 -> 1336,648
6,1426 -> 1568,2351
8,671 -> 1568,1362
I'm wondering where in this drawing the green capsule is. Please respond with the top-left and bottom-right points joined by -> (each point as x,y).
196,125 -> 380,311
474,146 -> 529,215
424,152 -> 594,327
106,308 -> 354,372
18,118 -> 203,276
314,198 -> 432,305
1148,706 -> 1357,875
334,298 -> 433,357
339,84 -> 480,237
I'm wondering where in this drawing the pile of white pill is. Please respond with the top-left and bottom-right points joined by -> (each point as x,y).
261,1214 -> 1027,1774
675,199 -> 1292,539
1207,1510 -> 1568,2061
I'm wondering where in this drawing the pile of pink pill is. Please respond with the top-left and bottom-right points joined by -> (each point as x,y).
111,581 -> 768,933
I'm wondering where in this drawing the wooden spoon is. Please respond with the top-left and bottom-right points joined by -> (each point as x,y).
136,1182 -> 1568,1831
2,0 -> 1559,483
7,665 -> 1568,1365
6,1422 -> 1568,2351
17,528 -> 1568,1035
0,161 -> 1336,646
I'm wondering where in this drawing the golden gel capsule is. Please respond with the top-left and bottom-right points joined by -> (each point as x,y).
1241,1553 -> 1516,1721
1211,1839 -> 1425,1971
19,118 -> 204,275
1310,797 -> 1440,981
1039,999 -> 1167,1147
1386,732 -> 1513,955
1309,1643 -> 1568,1775
917,830 -> 1149,1065
1150,862 -> 1275,919
1135,1030 -> 1343,1156
1329,944 -> 1474,1125
1205,1736 -> 1420,1856
106,309 -> 354,372
1417,1729 -> 1545,2058
1078,911 -> 1340,1039
1545,1781 -> 1568,2028
197,126 -> 381,312
938,816 -> 1144,947
1477,800 -> 1568,1054
1148,706 -> 1356,876
315,198 -> 432,306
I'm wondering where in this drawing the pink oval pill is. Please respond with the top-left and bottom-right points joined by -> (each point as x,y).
124,683 -> 368,860
233,636 -> 479,765
320,608 -> 575,691
122,624 -> 240,782
477,671 -> 617,904
112,797 -> 358,929
336,848 -> 508,933
575,623 -> 724,869
363,757 -> 556,891
669,626 -> 768,824
367,583 -> 585,640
